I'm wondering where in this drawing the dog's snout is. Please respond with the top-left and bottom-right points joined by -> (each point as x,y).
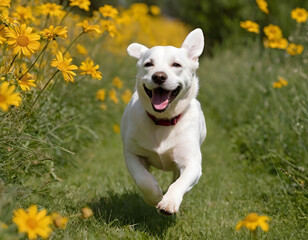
152,72 -> 167,85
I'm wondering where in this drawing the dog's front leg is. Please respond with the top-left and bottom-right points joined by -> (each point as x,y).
124,150 -> 163,206
157,148 -> 202,215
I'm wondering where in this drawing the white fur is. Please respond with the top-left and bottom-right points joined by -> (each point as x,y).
121,28 -> 206,215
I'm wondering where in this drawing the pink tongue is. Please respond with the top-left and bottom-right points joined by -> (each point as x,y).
151,88 -> 171,110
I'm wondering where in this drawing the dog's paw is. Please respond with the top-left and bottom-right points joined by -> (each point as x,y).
157,195 -> 181,216
158,208 -> 174,216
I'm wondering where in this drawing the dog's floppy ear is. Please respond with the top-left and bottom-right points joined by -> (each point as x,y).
181,28 -> 204,61
127,43 -> 148,59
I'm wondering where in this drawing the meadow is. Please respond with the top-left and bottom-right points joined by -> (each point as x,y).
0,0 -> 307,239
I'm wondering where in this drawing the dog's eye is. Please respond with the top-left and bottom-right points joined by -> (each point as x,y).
172,62 -> 182,68
144,62 -> 154,68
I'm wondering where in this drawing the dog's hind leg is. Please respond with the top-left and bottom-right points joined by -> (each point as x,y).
124,151 -> 163,206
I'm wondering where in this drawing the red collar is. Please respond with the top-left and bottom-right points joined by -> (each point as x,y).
146,111 -> 182,126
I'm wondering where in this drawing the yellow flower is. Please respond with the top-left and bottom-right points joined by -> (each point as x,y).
78,20 -> 101,34
18,73 -> 36,91
121,89 -> 132,104
81,207 -> 93,219
5,24 -> 40,57
291,8 -> 308,23
79,58 -> 102,80
273,77 -> 288,88
99,5 -> 119,19
76,43 -> 88,55
263,24 -> 282,40
51,51 -> 78,83
51,212 -> 68,229
41,25 -> 68,40
278,77 -> 288,86
256,0 -> 269,14
240,20 -> 260,34
263,24 -> 288,49
109,88 -> 119,104
69,0 -> 91,11
96,89 -> 106,101
38,3 -> 64,17
0,0 -> 10,7
100,20 -> 117,37
286,43 -> 304,55
268,37 -> 288,49
150,5 -> 161,16
12,205 -> 52,240
113,124 -> 120,133
273,81 -> 282,88
12,6 -> 33,22
236,212 -> 270,232
0,11 -> 18,28
0,82 -> 21,111
112,76 -> 123,89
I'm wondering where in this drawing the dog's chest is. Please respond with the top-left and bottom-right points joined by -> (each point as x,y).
128,127 -> 179,171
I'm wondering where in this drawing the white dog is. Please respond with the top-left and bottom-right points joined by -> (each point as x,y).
121,28 -> 206,215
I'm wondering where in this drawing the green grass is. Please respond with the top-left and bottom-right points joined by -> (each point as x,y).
1,44 -> 308,239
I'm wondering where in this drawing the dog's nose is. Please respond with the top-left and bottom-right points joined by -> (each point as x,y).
152,72 -> 167,85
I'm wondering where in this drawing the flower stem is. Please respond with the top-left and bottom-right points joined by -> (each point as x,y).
19,40 -> 50,80
44,14 -> 50,28
63,32 -> 84,56
31,70 -> 59,109
59,6 -> 72,26
7,54 -> 18,73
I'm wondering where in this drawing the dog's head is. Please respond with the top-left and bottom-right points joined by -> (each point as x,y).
127,28 -> 204,118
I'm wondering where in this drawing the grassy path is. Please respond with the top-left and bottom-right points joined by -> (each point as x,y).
41,104 -> 306,239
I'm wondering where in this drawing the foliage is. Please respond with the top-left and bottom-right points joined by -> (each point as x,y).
143,0 -> 308,53
217,1 -> 308,197
199,18 -> 308,218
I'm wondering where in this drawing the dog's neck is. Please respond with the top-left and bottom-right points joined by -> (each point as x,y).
146,111 -> 182,126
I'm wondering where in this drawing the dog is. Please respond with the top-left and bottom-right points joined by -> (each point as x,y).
121,28 -> 206,215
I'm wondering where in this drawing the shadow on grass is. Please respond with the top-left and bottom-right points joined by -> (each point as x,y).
89,191 -> 176,237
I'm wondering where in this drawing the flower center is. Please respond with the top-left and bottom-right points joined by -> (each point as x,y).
245,213 -> 259,222
17,35 -> 30,47
270,29 -> 277,34
297,11 -> 303,17
57,62 -> 68,72
26,218 -> 38,229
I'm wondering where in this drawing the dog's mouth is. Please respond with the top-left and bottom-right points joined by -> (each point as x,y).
144,85 -> 181,112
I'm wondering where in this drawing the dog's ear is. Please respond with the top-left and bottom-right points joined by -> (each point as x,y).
127,43 -> 148,59
181,28 -> 204,61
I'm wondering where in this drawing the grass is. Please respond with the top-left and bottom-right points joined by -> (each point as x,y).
1,42 -> 308,239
